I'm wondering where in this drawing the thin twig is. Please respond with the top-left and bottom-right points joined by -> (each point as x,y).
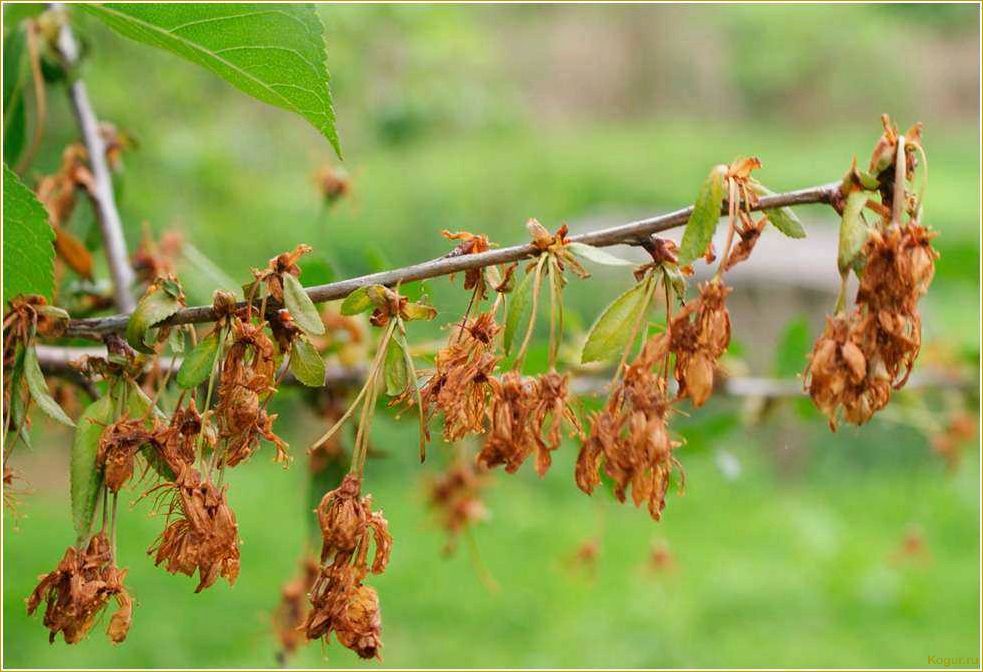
62,181 -> 840,339
52,4 -> 137,313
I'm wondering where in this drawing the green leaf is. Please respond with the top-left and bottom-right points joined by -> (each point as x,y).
503,268 -> 535,356
23,346 -> 75,427
3,26 -> 28,166
837,190 -> 871,275
126,284 -> 184,354
752,184 -> 806,239
340,285 -> 377,316
125,379 -> 166,421
566,242 -> 634,267
8,346 -> 30,449
81,4 -> 341,156
176,330 -> 220,389
71,395 -> 113,542
661,265 -> 687,302
678,165 -> 727,265
290,337 -> 326,387
383,336 -> 408,396
3,164 -> 53,305
581,280 -> 650,364
282,272 -> 325,336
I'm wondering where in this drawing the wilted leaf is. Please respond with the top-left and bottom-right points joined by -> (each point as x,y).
581,280 -> 651,364
290,337 -> 326,387
81,4 -> 341,156
126,284 -> 185,354
503,268 -> 535,356
3,164 -> 54,305
838,190 -> 871,275
71,395 -> 113,541
566,241 -> 634,267
282,272 -> 325,336
383,337 -> 408,396
176,330 -> 220,389
402,300 -> 437,322
678,165 -> 727,264
23,345 -> 75,427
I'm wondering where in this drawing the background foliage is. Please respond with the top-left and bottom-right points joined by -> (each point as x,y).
3,4 -> 980,668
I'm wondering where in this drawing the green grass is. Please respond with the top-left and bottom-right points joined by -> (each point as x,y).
4,404 -> 979,668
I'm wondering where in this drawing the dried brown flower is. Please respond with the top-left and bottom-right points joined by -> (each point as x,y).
27,532 -> 133,644
806,220 -> 938,429
414,311 -> 500,443
305,475 -> 391,659
443,230 -> 492,297
315,164 -> 352,204
147,468 -> 240,593
576,337 -> 684,521
670,281 -> 732,407
272,555 -> 320,662
426,458 -> 489,553
98,416 -> 155,492
215,318 -> 288,467
252,244 -> 311,303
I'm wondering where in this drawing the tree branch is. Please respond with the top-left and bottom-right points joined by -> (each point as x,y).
62,181 -> 840,339
53,4 -> 137,313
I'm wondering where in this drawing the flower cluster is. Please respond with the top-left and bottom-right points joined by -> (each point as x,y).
427,458 -> 490,553
27,533 -> 132,644
576,336 -> 683,521
669,282 -> 732,408
415,311 -> 500,443
147,467 -> 241,593
806,118 -> 937,429
215,317 -> 288,467
304,474 -> 392,659
477,370 -> 581,477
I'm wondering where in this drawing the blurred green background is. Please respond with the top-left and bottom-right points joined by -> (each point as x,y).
3,4 -> 980,668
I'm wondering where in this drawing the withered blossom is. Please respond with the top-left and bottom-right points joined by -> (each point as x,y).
426,458 -> 489,553
272,555 -> 320,662
476,370 -> 581,477
442,230 -> 492,297
147,468 -> 240,593
252,244 -> 311,303
305,474 -> 391,659
98,417 -> 155,492
153,398 -> 211,474
805,118 -> 937,429
27,532 -> 133,644
215,318 -> 288,467
413,311 -> 500,443
476,372 -> 537,474
669,282 -> 732,407
576,337 -> 684,521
